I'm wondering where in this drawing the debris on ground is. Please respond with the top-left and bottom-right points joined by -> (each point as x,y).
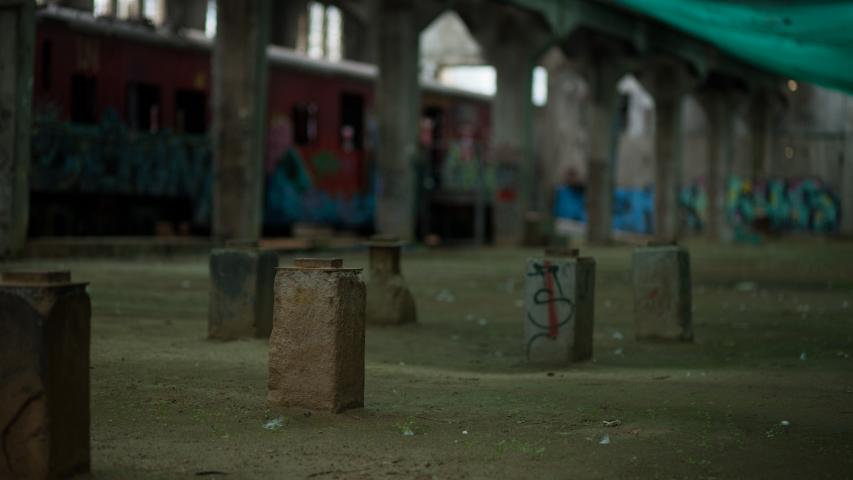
435,289 -> 456,303
599,434 -> 611,445
735,281 -> 757,292
612,331 -> 624,341
263,417 -> 285,431
603,419 -> 622,428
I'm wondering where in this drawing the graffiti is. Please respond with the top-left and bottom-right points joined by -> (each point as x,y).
440,139 -> 494,193
680,176 -> 840,234
555,176 -> 839,236
554,185 -> 655,234
264,118 -> 373,229
524,260 -> 574,358
31,108 -> 212,225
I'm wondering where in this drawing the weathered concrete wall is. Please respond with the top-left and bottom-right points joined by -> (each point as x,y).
0,271 -> 91,478
0,1 -> 34,257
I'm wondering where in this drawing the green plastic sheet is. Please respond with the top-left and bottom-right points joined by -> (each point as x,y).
614,0 -> 853,94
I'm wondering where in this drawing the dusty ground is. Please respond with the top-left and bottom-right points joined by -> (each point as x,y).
5,240 -> 853,479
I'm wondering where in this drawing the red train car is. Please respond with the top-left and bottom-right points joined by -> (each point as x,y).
30,5 -> 492,239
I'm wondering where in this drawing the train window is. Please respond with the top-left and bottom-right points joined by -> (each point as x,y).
293,103 -> 319,145
339,93 -> 364,151
70,74 -> 98,124
175,89 -> 207,134
126,83 -> 162,132
42,40 -> 52,91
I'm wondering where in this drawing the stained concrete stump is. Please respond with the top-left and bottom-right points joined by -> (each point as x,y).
208,240 -> 278,340
365,235 -> 416,325
632,243 -> 693,341
524,250 -> 596,364
268,258 -> 365,413
0,271 -> 90,479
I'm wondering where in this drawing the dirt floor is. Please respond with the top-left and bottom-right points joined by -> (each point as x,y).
5,239 -> 853,479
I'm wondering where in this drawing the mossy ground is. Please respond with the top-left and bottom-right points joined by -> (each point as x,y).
6,240 -> 853,479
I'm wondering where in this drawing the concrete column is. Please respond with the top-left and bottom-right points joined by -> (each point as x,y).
270,0 -> 306,49
0,271 -> 91,478
582,62 -> 624,245
749,90 -> 771,180
164,0 -> 208,32
640,59 -> 695,241
0,1 -> 34,258
843,97 -> 853,235
58,0 -> 94,11
375,0 -> 419,239
212,0 -> 270,242
698,89 -> 740,241
342,9 -> 375,63
489,41 -> 535,245
268,258 -> 365,413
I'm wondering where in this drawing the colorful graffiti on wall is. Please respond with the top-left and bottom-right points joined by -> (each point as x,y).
554,176 -> 840,236
681,176 -> 841,234
31,109 -> 375,235
554,185 -> 655,234
31,109 -> 213,226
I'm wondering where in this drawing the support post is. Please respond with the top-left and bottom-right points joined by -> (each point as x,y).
365,235 -> 416,325
375,0 -> 419,240
212,0 -> 270,242
0,0 -> 34,258
698,88 -> 741,241
640,59 -> 696,241
632,243 -> 693,341
268,258 -> 365,413
843,96 -> 853,235
0,271 -> 91,478
164,0 -> 208,32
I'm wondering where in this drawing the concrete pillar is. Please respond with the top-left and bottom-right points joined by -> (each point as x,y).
632,243 -> 692,341
342,9 -> 375,63
0,271 -> 91,478
58,0 -> 94,11
582,61 -> 625,245
698,89 -> 740,241
0,1 -> 34,258
489,41 -> 534,245
640,60 -> 696,241
375,0 -> 419,240
164,0 -> 208,32
843,97 -> 853,235
212,0 -> 270,242
208,240 -> 278,340
270,0 -> 306,49
524,249 -> 596,364
268,258 -> 365,413
365,235 -> 416,325
749,89 -> 772,180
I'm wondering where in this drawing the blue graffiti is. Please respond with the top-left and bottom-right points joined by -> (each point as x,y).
31,108 -> 212,225
264,147 -> 373,229
554,185 -> 654,234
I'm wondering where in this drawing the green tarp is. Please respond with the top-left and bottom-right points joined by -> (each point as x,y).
614,0 -> 853,94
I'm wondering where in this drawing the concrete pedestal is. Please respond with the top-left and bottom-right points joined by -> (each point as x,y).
632,244 -> 693,341
365,236 -> 416,326
208,241 -> 278,340
0,271 -> 90,479
268,258 -> 365,413
524,250 -> 596,364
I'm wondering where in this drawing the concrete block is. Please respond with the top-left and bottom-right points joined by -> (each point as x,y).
365,235 -> 416,326
632,244 -> 693,341
524,251 -> 596,364
208,241 -> 278,340
268,258 -> 365,413
0,271 -> 90,479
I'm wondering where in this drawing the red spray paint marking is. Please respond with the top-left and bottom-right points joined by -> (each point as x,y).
544,260 -> 559,338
